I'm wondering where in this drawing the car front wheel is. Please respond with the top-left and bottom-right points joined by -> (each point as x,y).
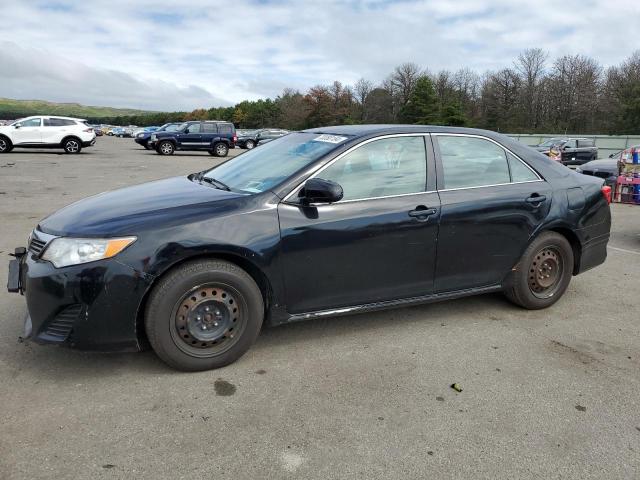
63,138 -> 82,154
157,141 -> 175,155
504,231 -> 573,310
145,259 -> 264,371
0,136 -> 12,153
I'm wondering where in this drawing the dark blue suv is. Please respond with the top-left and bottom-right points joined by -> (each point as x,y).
150,121 -> 237,157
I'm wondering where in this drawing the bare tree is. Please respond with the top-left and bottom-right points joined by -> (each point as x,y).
546,54 -> 602,132
353,78 -> 373,121
514,48 -> 548,130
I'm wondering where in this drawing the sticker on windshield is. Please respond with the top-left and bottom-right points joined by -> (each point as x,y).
313,134 -> 348,144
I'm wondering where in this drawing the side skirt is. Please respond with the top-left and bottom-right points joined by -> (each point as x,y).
280,284 -> 503,325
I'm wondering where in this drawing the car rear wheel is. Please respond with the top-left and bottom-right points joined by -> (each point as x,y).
211,142 -> 229,157
0,136 -> 12,153
157,141 -> 175,155
63,138 -> 82,154
145,259 -> 264,371
504,231 -> 573,310
245,140 -> 255,150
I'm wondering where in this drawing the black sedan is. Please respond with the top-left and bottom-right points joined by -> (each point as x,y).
7,125 -> 612,371
237,128 -> 289,149
575,157 -> 620,188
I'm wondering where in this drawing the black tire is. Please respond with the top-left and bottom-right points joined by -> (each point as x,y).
504,231 -> 573,310
157,140 -> 175,155
245,140 -> 255,150
0,136 -> 12,153
145,259 -> 264,371
63,137 -> 82,154
212,142 -> 229,157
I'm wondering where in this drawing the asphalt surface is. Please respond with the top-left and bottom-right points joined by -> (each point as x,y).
1,136 -> 639,479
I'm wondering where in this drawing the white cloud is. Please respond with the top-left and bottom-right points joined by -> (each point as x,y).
0,0 -> 638,110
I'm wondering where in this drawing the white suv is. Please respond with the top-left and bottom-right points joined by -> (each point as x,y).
0,116 -> 97,154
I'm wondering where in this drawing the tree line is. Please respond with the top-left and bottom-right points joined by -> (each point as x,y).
91,49 -> 640,134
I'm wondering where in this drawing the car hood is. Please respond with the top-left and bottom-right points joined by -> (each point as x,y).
579,159 -> 618,171
38,176 -> 245,237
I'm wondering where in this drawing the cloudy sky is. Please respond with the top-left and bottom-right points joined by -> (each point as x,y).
1,0 -> 639,111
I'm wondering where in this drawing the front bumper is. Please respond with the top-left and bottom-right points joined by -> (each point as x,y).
7,242 -> 153,352
135,137 -> 149,146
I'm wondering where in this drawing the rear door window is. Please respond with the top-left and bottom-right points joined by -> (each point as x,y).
44,118 -> 76,127
436,136 -> 511,189
202,123 -> 217,133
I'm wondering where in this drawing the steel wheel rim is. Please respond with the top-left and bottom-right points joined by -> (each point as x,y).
170,283 -> 247,358
216,144 -> 226,155
66,140 -> 79,152
528,246 -> 564,299
161,143 -> 172,154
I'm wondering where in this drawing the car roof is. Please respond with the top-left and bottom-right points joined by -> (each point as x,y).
19,115 -> 86,121
302,124 -> 514,138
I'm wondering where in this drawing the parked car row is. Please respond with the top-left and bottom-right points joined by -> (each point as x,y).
236,128 -> 289,149
534,137 -> 598,165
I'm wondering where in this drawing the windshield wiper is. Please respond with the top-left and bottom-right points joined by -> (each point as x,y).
199,176 -> 231,191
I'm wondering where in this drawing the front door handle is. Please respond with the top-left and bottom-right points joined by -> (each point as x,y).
408,205 -> 437,220
525,194 -> 547,205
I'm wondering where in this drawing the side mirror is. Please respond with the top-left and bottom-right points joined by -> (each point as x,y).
300,178 -> 343,204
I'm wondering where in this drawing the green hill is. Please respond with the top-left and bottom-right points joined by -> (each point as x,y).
0,98 -> 155,119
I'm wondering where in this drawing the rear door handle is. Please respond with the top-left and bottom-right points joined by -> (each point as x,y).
525,195 -> 547,204
409,206 -> 437,219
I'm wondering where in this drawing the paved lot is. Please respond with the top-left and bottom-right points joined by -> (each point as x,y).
1,137 -> 639,479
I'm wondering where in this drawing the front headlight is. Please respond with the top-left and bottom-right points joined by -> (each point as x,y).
42,237 -> 136,268
575,167 -> 582,173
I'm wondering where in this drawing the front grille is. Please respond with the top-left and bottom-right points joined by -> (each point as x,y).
28,237 -> 47,255
45,304 -> 82,340
27,230 -> 56,257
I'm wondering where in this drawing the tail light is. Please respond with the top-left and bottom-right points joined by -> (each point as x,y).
601,185 -> 612,204
232,135 -> 237,143
83,128 -> 93,133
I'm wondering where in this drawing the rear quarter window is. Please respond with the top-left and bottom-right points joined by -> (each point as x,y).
218,124 -> 233,135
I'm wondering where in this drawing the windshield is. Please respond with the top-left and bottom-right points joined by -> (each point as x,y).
539,138 -> 566,147
160,123 -> 180,132
203,132 -> 351,193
